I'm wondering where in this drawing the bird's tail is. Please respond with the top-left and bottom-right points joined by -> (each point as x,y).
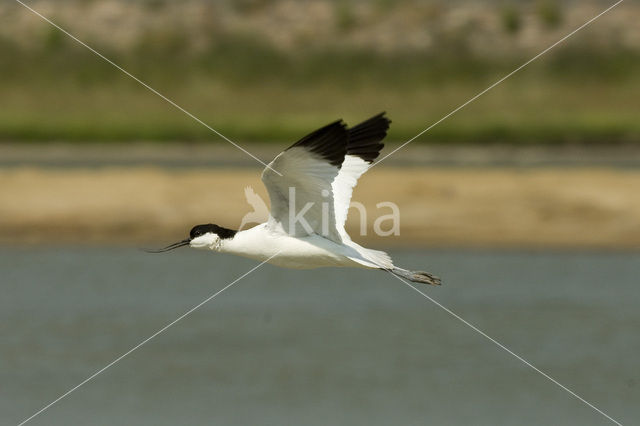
391,268 -> 441,286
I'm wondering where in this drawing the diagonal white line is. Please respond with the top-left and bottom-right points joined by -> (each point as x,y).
372,0 -> 624,169
17,252 -> 281,426
386,271 -> 623,426
14,0 -> 282,176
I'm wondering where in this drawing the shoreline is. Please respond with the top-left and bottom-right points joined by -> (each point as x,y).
1,166 -> 639,249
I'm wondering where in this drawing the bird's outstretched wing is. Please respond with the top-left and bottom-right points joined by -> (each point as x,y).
333,113 -> 390,240
262,119 -> 347,241
261,113 -> 389,243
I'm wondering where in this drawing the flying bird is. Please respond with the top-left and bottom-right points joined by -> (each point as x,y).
149,113 -> 440,285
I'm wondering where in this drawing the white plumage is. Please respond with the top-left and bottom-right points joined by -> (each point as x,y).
150,113 -> 440,285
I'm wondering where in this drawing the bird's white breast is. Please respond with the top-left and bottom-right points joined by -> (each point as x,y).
219,224 -> 363,269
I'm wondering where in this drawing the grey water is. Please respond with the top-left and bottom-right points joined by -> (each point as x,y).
1,247 -> 638,426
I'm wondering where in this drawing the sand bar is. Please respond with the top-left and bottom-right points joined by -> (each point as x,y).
1,166 -> 639,249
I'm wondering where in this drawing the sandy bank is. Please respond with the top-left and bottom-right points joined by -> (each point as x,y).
1,167 -> 639,249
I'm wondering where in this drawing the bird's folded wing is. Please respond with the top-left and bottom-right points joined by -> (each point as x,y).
261,120 -> 348,241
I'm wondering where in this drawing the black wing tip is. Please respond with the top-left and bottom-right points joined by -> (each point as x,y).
375,111 -> 391,123
361,111 -> 391,127
285,113 -> 392,168
287,118 -> 348,168
346,112 -> 391,163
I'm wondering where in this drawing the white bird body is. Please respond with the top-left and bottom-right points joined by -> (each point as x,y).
151,113 -> 440,285
218,223 -> 369,269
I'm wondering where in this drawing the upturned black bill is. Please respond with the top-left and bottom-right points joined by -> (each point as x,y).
144,239 -> 190,253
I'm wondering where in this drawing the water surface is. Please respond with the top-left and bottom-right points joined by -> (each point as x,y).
1,248 -> 638,425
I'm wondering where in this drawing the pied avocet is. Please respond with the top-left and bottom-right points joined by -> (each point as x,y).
150,113 -> 440,285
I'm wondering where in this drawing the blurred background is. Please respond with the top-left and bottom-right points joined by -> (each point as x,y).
1,1 -> 639,425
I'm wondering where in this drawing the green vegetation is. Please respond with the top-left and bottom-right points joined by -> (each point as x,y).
1,34 -> 639,144
536,0 -> 563,29
501,5 -> 522,35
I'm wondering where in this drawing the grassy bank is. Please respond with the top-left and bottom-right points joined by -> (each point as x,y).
2,57 -> 639,143
2,0 -> 639,143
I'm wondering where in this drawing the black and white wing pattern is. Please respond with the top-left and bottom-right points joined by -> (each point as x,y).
262,119 -> 348,241
333,113 -> 390,240
261,113 -> 390,243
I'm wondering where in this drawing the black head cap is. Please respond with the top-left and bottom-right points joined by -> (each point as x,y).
189,224 -> 237,240
145,223 -> 237,253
